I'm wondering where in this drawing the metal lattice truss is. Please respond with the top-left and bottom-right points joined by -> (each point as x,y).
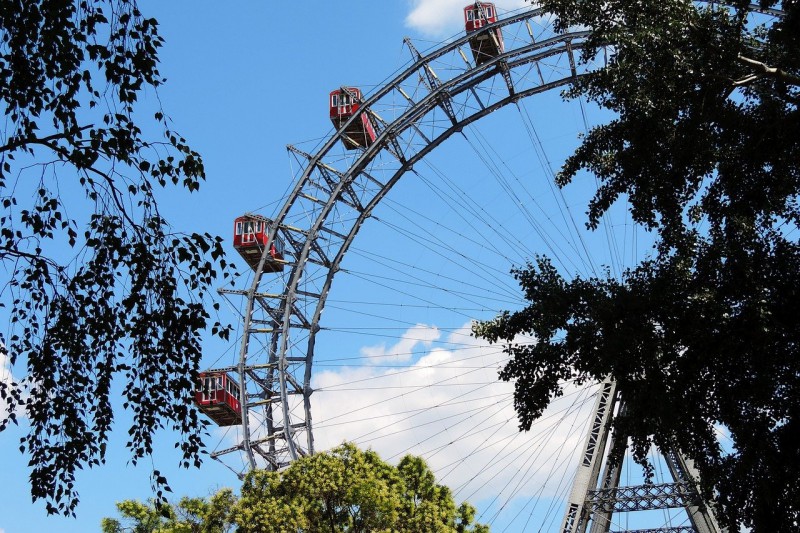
210,5 -> 608,475
587,482 -> 700,513
610,528 -> 696,533
559,377 -> 725,533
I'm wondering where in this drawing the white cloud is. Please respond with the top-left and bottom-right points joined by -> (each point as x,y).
405,0 -> 531,37
311,323 -> 596,505
360,323 -> 441,364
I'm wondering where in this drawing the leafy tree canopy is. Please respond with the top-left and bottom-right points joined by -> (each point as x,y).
0,0 -> 231,515
103,444 -> 489,533
474,0 -> 799,531
101,491 -> 236,533
233,443 -> 489,533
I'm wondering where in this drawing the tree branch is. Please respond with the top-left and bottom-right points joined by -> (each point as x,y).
0,126 -> 93,154
734,54 -> 800,87
1,245 -> 64,271
12,134 -> 146,237
83,165 -> 146,236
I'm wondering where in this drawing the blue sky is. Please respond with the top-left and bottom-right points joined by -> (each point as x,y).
0,1 -> 682,531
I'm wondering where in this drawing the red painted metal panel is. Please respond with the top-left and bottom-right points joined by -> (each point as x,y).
464,2 -> 497,32
329,87 -> 363,119
195,372 -> 243,426
233,215 -> 285,272
329,87 -> 376,149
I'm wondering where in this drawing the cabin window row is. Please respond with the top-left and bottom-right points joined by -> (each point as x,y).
331,93 -> 356,107
200,375 -> 239,397
235,220 -> 267,236
466,6 -> 493,20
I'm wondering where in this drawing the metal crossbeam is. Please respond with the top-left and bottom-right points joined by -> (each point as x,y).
367,109 -> 408,163
404,37 -> 460,128
609,526 -> 696,533
588,482 -> 699,513
282,225 -> 330,268
498,59 -> 515,96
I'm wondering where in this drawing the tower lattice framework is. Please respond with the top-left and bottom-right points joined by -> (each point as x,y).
560,377 -> 726,533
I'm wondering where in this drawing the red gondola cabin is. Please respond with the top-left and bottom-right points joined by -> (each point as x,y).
329,87 -> 377,150
233,214 -> 285,272
464,2 -> 504,65
195,371 -> 242,426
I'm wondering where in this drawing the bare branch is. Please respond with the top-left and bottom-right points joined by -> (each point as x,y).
83,165 -> 146,235
9,133 -> 146,236
735,54 -> 800,87
0,126 -> 93,154
1,245 -> 64,271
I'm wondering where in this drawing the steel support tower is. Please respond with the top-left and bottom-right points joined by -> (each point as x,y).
560,377 -> 726,533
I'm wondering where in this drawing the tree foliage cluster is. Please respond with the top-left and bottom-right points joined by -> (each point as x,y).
101,491 -> 236,533
102,443 -> 489,533
0,0 -> 231,515
474,0 -> 799,530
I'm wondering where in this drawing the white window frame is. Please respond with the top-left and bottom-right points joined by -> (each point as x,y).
227,380 -> 239,398
201,376 -> 215,401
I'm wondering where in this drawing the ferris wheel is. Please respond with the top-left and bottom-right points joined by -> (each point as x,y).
199,0 -> 600,470
193,2 -> 782,531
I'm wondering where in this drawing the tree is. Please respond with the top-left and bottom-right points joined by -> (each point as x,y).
474,0 -> 799,531
232,443 -> 489,533
104,444 -> 489,533
0,0 -> 231,515
396,454 -> 488,533
101,491 -> 236,533
233,443 -> 400,532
